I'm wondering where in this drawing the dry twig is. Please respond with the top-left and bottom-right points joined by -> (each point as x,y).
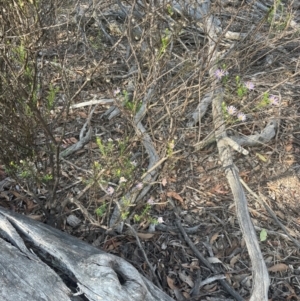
174,212 -> 244,301
240,179 -> 300,249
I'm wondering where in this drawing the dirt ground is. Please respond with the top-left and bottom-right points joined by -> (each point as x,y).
1,0 -> 300,300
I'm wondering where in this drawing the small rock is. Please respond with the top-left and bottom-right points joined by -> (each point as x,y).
67,214 -> 81,228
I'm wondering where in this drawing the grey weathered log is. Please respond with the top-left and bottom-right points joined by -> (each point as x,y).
0,207 -> 174,301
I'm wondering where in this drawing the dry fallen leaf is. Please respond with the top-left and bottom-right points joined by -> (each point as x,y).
205,201 -> 217,207
240,170 -> 250,182
268,263 -> 288,273
78,111 -> 88,118
212,184 -> 229,195
103,239 -> 122,251
203,283 -> 217,292
61,137 -> 78,148
10,191 -> 36,212
136,232 -> 155,240
69,137 -> 78,144
167,276 -> 177,290
275,210 -> 285,220
230,254 -> 240,268
166,191 -> 184,204
182,291 -> 190,299
28,214 -> 44,221
161,178 -> 167,186
207,257 -> 222,264
178,271 -> 194,287
210,232 -> 219,244
167,277 -> 186,300
85,142 -> 98,149
61,170 -> 70,179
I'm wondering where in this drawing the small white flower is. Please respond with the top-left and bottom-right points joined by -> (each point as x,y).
215,69 -> 227,80
113,88 -> 121,97
269,95 -> 279,106
157,217 -> 164,224
136,182 -> 143,190
119,177 -> 127,184
237,112 -> 246,122
227,105 -> 237,115
147,197 -> 154,205
107,186 -> 114,195
244,81 -> 254,90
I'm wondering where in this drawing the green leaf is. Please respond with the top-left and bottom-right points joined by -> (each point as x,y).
260,229 -> 267,242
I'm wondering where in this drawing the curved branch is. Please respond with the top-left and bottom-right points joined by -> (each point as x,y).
194,119 -> 279,150
59,106 -> 96,158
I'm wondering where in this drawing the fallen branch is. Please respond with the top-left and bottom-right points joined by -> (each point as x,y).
155,223 -> 202,234
194,119 -> 279,150
70,98 -> 114,109
59,106 -> 96,158
204,2 -> 270,300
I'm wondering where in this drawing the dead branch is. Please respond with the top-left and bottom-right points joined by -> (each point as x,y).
70,98 -> 114,109
59,106 -> 96,158
204,2 -> 270,300
194,118 -> 279,150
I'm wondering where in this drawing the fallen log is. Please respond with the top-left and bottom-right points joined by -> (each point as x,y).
0,207 -> 175,301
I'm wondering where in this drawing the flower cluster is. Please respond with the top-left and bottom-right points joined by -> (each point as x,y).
226,81 -> 278,122
226,105 -> 247,122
